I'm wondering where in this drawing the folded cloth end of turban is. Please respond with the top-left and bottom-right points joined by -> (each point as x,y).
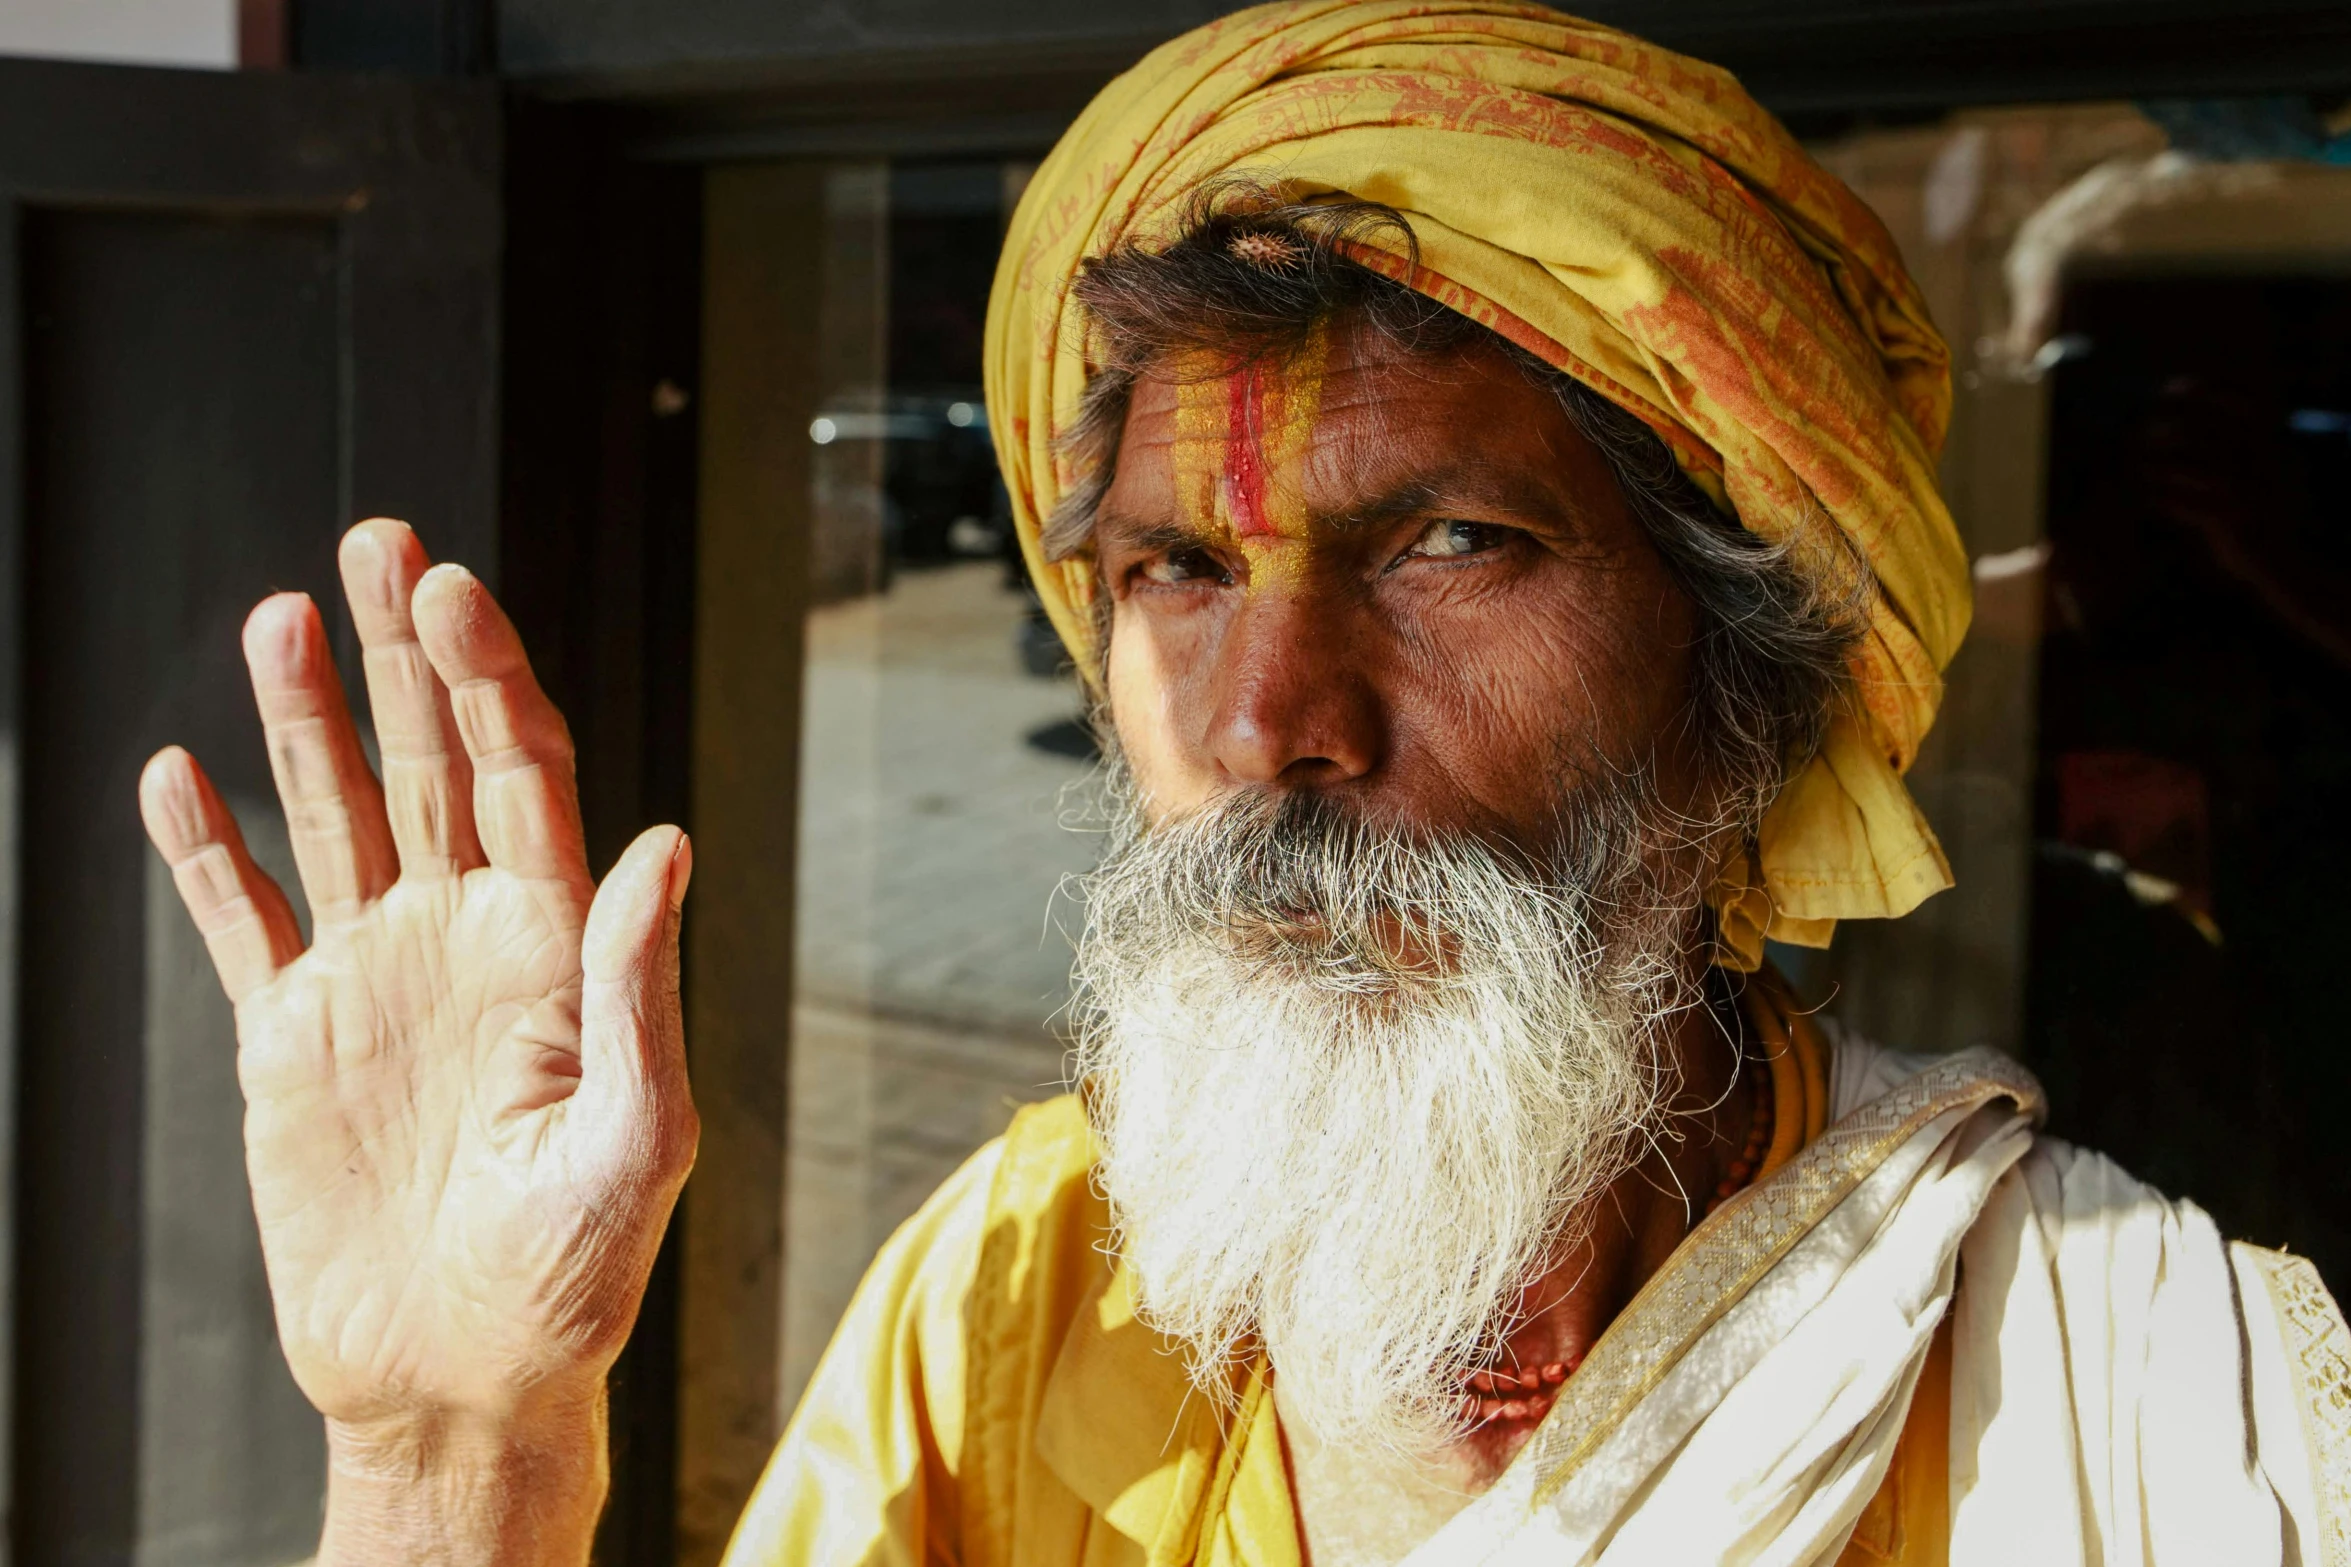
1711,714 -> 1955,971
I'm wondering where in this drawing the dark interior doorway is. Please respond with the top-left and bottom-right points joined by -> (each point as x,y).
2030,271 -> 2351,1287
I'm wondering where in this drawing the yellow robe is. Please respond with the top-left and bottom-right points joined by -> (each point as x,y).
722,1003 -> 1952,1566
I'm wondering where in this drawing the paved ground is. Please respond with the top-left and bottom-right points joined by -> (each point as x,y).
784,561 -> 1100,1406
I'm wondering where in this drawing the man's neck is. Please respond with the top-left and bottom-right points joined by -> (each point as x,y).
1279,977 -> 1755,1566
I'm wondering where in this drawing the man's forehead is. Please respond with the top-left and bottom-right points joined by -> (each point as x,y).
1094,320 -> 1601,548
1118,323 -> 1510,451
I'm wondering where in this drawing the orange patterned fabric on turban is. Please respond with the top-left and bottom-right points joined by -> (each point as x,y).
982,0 -> 1971,964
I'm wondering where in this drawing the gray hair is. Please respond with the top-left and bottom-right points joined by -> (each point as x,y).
1535,371 -> 1867,834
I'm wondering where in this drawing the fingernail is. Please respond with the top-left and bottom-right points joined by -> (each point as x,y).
147,755 -> 204,844
244,594 -> 317,676
668,833 -> 693,912
418,561 -> 474,592
345,530 -> 399,597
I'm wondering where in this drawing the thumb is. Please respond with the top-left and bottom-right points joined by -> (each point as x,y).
577,825 -> 695,1180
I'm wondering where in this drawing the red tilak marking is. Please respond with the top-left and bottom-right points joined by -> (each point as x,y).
1223,363 -> 1275,538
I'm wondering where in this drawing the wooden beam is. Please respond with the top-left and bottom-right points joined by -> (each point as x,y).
677,161 -> 821,1567
504,0 -> 2351,120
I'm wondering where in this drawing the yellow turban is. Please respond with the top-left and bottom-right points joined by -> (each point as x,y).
983,0 -> 1970,965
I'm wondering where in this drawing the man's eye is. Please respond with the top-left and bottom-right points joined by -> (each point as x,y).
1404,519 -> 1511,561
1139,546 -> 1231,586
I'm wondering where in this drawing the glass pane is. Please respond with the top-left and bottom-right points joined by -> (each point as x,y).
784,158 -> 1089,1409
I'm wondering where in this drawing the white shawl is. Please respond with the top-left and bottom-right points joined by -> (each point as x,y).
1404,1032 -> 2350,1566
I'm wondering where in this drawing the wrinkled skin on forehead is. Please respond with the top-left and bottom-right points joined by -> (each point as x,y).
1093,314 -> 1710,849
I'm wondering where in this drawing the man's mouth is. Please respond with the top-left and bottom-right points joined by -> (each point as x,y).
1229,905 -> 1453,977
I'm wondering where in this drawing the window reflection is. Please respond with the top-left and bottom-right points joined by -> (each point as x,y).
2029,272 -> 2351,1283
784,159 -> 1090,1409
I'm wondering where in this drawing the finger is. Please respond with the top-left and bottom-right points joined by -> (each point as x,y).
411,564 -> 588,886
139,747 -> 304,1003
577,827 -> 697,1180
245,593 -> 399,922
338,519 -> 485,878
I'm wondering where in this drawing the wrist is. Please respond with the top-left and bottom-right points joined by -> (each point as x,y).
318,1386 -> 609,1567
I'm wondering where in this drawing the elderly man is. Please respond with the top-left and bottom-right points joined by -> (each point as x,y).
137,4 -> 2344,1565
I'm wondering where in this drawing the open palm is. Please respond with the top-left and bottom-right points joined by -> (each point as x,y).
138,518 -> 695,1444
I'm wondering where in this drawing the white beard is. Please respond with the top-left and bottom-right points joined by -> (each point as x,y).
1068,768 -> 1709,1457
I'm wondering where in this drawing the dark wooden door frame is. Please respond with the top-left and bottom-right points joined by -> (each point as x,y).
0,56 -> 498,1566
499,97 -> 703,1567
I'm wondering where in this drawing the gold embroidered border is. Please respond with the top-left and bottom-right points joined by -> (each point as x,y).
1525,1050 -> 2043,1506
2245,1247 -> 2351,1567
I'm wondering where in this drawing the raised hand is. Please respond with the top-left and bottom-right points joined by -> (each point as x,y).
137,519 -> 695,1566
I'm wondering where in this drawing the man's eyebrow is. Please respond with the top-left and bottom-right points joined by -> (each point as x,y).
1333,475 -> 1454,531
1090,465 -> 1585,550
1091,505 -> 1211,554
1326,465 -> 1578,533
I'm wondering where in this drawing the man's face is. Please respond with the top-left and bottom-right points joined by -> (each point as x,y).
1073,314 -> 1728,1452
1093,316 -> 1704,843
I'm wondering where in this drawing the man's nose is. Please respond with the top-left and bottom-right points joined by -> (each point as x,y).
1202,591 -> 1382,787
